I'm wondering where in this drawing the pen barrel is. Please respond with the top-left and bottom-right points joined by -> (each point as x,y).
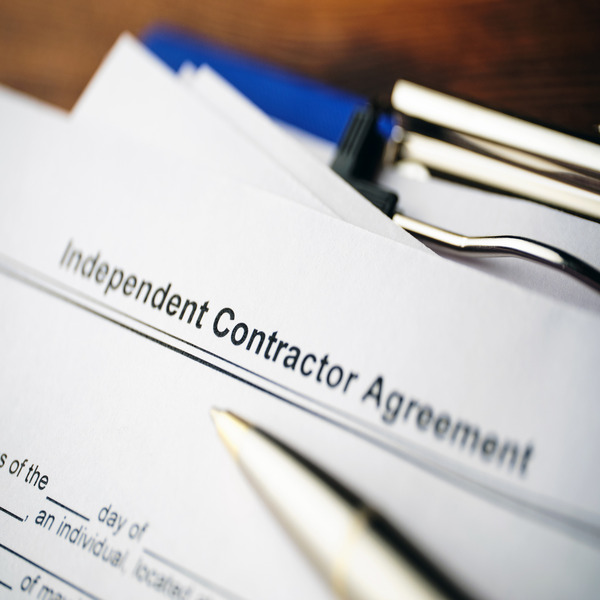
237,427 -> 459,600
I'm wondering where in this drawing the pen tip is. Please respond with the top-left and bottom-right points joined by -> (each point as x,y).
209,407 -> 222,422
209,408 -> 251,461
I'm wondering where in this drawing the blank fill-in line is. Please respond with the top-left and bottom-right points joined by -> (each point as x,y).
0,506 -> 24,522
142,548 -> 249,600
0,542 -> 101,600
46,496 -> 90,521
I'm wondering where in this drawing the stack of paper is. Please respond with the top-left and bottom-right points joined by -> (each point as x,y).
1,33 -> 599,600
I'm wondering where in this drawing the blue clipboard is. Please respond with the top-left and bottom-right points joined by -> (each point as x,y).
141,25 -> 369,145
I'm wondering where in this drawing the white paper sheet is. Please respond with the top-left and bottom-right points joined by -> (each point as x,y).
1,86 -> 600,600
178,64 -> 430,253
182,66 -> 600,313
71,33 -> 425,251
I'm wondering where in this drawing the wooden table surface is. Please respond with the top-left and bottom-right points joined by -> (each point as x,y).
1,0 -> 599,137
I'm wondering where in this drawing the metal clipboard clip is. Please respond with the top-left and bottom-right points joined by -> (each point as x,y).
331,88 -> 600,294
390,81 -> 600,222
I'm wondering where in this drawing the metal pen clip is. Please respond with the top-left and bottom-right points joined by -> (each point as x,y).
331,103 -> 600,295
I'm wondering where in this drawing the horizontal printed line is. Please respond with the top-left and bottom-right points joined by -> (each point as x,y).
142,548 -> 248,600
0,542 -> 101,600
0,506 -> 24,522
46,496 -> 90,521
1,255 -> 600,547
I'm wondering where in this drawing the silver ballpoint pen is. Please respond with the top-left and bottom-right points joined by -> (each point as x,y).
211,409 -> 474,600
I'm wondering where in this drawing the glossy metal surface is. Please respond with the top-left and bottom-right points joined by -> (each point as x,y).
398,132 -> 600,222
390,81 -> 600,222
392,81 -> 600,175
212,409 -> 470,600
393,213 -> 600,294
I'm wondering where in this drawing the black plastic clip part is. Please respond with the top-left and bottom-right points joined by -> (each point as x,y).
330,104 -> 398,218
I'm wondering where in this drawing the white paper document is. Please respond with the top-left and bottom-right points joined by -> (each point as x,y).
72,33 -> 600,312
72,34 -> 425,251
180,65 -> 600,313
1,84 -> 600,600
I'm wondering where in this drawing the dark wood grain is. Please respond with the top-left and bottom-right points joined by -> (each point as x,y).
1,0 -> 599,136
